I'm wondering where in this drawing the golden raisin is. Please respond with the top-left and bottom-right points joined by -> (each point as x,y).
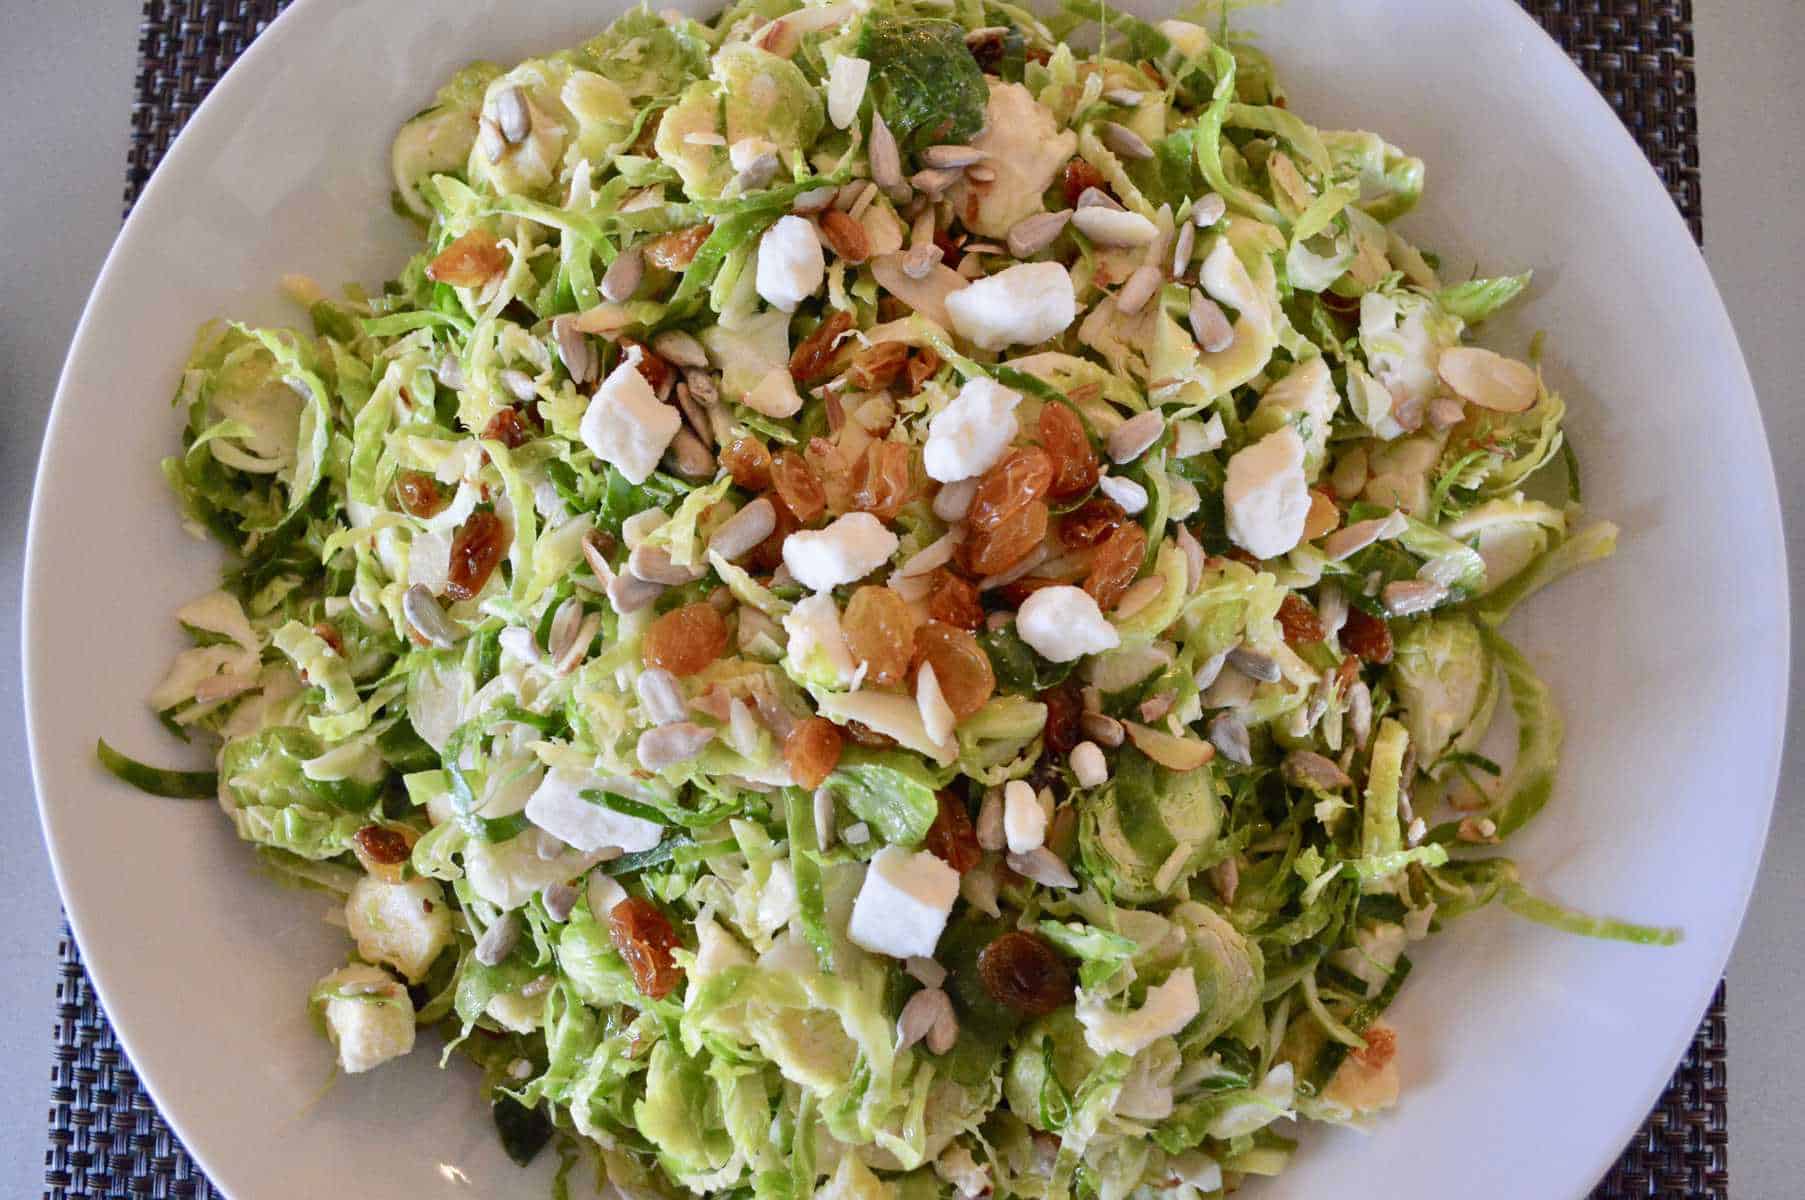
847,341 -> 910,391
445,510 -> 507,602
350,824 -> 417,883
848,441 -> 913,522
620,338 -> 673,397
609,896 -> 685,1000
978,931 -> 1073,1017
426,229 -> 508,287
914,622 -> 996,720
642,603 -> 729,677
481,407 -> 532,449
643,224 -> 713,270
842,720 -> 898,749
925,570 -> 985,632
1276,593 -> 1327,647
1060,159 -> 1108,210
1038,403 -> 1099,502
969,448 -> 1054,534
843,586 -> 919,687
721,437 -> 774,491
1341,607 -> 1394,664
745,492 -> 799,573
961,500 -> 1049,576
1039,682 -> 1084,755
1083,522 -> 1146,610
804,437 -> 855,516
1057,497 -> 1126,548
903,348 -> 942,395
394,470 -> 449,518
790,311 -> 855,384
770,451 -> 826,523
784,717 -> 844,790
923,790 -> 982,873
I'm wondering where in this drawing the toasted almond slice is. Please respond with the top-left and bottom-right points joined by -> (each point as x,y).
1437,346 -> 1539,412
1302,489 -> 1339,540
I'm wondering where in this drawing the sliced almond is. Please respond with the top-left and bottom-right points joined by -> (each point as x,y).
1302,489 -> 1339,540
1437,346 -> 1539,412
426,230 -> 508,288
870,252 -> 968,330
1071,206 -> 1158,247
1123,722 -> 1216,771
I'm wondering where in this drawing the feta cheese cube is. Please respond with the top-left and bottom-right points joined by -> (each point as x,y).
316,964 -> 415,1074
781,511 -> 899,592
945,261 -> 1075,351
756,215 -> 825,313
345,876 -> 452,983
744,366 -> 803,419
580,349 -> 682,485
848,845 -> 960,958
1002,778 -> 1047,854
1225,427 -> 1310,559
1075,967 -> 1200,1056
1015,585 -> 1121,662
782,592 -> 858,687
1097,474 -> 1148,515
526,766 -> 663,853
923,377 -> 1021,482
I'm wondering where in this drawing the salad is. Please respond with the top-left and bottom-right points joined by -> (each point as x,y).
100,1 -> 1677,1195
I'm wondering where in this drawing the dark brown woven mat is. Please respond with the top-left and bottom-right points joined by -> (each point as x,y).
49,1 -> 1720,1197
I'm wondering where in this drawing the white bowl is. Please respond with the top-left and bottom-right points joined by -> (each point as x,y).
23,0 -> 1784,1196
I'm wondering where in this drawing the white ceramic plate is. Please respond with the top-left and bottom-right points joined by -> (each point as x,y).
24,1 -> 1784,1196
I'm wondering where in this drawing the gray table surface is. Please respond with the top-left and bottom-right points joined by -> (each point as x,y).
1,1 -> 1799,1194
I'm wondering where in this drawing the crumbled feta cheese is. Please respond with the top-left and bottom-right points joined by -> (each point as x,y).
945,261 -> 1076,351
1224,427 -> 1310,559
848,846 -> 960,958
579,349 -> 682,485
781,511 -> 899,592
1075,967 -> 1200,1056
917,662 -> 956,745
1097,474 -> 1148,515
842,821 -> 871,845
317,964 -> 415,1074
1016,585 -> 1121,662
1253,357 -> 1341,477
345,876 -> 452,983
743,366 -> 804,419
1071,741 -> 1108,788
1002,778 -> 1046,854
756,215 -> 825,313
923,377 -> 1021,482
782,592 -> 858,687
525,767 -> 663,853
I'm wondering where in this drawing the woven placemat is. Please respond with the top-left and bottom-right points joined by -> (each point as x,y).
49,1 -> 1721,1197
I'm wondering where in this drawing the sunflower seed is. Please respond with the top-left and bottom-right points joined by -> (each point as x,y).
869,113 -> 909,200
474,911 -> 521,966
1226,645 -> 1281,683
1189,290 -> 1236,352
1107,410 -> 1164,463
1079,712 -> 1124,749
933,478 -> 978,522
897,987 -> 956,1052
731,152 -> 780,194
601,245 -> 644,303
636,668 -> 689,726
1382,579 -> 1448,616
814,785 -> 837,850
1208,713 -> 1252,766
1171,220 -> 1196,277
402,585 -> 459,648
707,497 -> 777,562
965,164 -> 997,183
1116,263 -> 1163,315
552,317 -> 597,386
1191,193 -> 1227,227
1076,186 -> 1124,211
793,184 -> 839,214
1116,574 -> 1166,619
554,612 -> 601,675
927,1004 -> 959,1054
629,543 -> 706,586
1427,394 -> 1467,431
1099,121 -> 1153,160
1209,857 -> 1239,904
667,428 -> 716,478
546,596 -> 584,659
500,368 -> 537,402
436,353 -> 465,390
1193,648 -> 1230,691
901,242 -> 942,279
1081,686 -> 1102,713
897,528 -> 961,578
1317,583 -> 1349,640
494,86 -> 531,144
923,144 -> 986,170
1073,206 -> 1158,247
1282,750 -> 1353,791
651,329 -> 709,369
541,882 -> 579,923
961,865 -> 1000,916
1137,690 -> 1175,722
636,722 -> 714,770
1103,88 -> 1146,107
910,167 -> 960,198
1007,847 -> 1079,889
906,956 -> 947,989
477,117 -> 506,163
976,789 -> 1006,851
